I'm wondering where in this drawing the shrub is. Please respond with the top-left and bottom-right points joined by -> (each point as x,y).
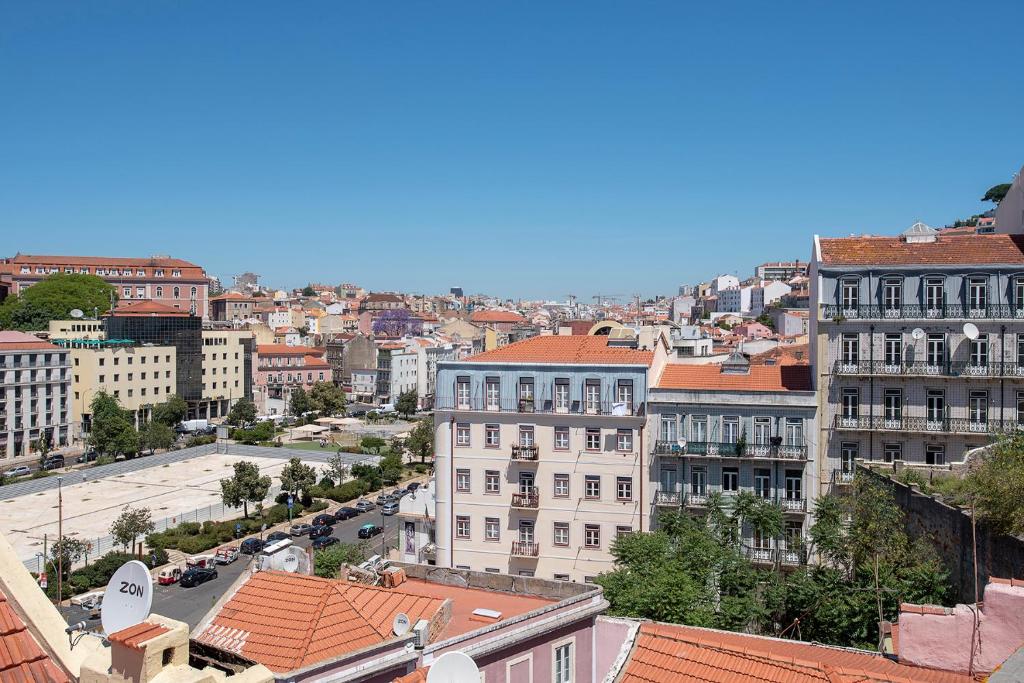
178,522 -> 202,536
319,476 -> 335,489
176,535 -> 219,555
307,500 -> 328,513
414,464 -> 427,474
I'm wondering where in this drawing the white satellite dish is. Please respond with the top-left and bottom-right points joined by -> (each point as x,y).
426,651 -> 480,683
69,309 -> 84,319
100,560 -> 153,636
963,322 -> 980,340
911,328 -> 925,340
392,612 -> 411,636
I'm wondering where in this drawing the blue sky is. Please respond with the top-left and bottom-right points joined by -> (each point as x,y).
1,2 -> 1022,300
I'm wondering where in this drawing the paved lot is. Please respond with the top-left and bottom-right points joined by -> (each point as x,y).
61,509 -> 401,631
1,450 -> 352,565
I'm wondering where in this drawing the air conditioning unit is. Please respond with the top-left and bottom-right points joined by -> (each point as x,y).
413,619 -> 430,648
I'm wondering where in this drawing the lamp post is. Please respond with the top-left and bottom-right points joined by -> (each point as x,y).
56,476 -> 63,608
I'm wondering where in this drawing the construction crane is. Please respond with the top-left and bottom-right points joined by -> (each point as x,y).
593,294 -> 624,307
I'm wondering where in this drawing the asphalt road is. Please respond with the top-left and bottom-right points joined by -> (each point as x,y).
61,506 -> 401,632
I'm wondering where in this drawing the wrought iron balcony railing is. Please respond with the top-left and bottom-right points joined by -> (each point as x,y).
822,303 -> 1024,321
511,541 -> 540,557
511,487 -> 540,509
833,414 -> 1018,435
832,468 -> 855,485
510,444 -> 539,461
654,490 -> 682,506
655,440 -> 808,461
832,360 -> 1024,379
434,395 -> 643,417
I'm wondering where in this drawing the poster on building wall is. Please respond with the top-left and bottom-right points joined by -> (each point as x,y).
404,521 -> 415,554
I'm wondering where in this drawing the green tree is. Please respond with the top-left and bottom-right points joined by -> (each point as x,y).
220,460 -> 272,518
109,505 -> 155,555
406,418 -> 434,464
89,392 -> 139,457
308,382 -> 346,415
225,397 -> 257,426
325,452 -> 350,484
379,453 -> 404,485
302,285 -> 317,297
231,420 -> 274,445
982,183 -> 1012,204
962,433 -> 1024,536
0,273 -> 116,331
359,435 -> 386,452
138,420 -> 175,454
279,457 -> 317,499
152,395 -> 188,426
314,541 -> 368,578
49,537 -> 88,581
35,433 -> 52,468
395,390 -> 418,417
289,387 -> 311,416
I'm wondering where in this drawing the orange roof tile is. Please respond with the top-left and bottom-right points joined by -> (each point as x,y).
469,310 -> 526,324
618,622 -> 972,683
0,332 -> 61,351
10,253 -> 202,270
107,622 -> 169,650
0,592 -> 69,683
465,336 -> 654,366
111,300 -> 191,317
393,668 -> 428,683
750,344 -> 809,365
656,364 -> 812,392
195,571 -> 446,673
819,233 -> 1024,266
210,292 -> 256,301
256,344 -> 323,356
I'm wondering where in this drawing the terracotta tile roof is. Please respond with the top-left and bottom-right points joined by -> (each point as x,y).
10,253 -> 201,269
0,592 -> 69,683
469,310 -> 526,324
111,300 -> 191,317
464,336 -> 654,366
0,332 -> 60,351
393,668 -> 428,683
750,344 -> 809,365
211,292 -> 256,301
107,622 -> 169,650
818,233 -> 1024,266
194,571 -> 446,673
656,364 -> 812,392
618,622 -> 972,683
256,344 -> 323,356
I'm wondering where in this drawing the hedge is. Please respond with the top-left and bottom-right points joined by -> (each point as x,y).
44,548 -> 170,599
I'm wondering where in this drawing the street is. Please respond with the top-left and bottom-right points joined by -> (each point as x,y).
61,505 -> 401,631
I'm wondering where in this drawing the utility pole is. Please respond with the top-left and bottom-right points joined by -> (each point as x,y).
57,477 -> 63,608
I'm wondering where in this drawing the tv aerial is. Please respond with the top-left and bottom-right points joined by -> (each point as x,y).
427,651 -> 480,683
100,560 -> 153,636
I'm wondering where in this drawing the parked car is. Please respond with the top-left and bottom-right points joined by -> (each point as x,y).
381,501 -> 400,516
77,450 -> 98,464
349,409 -> 367,418
215,547 -> 239,564
405,482 -> 421,493
42,456 -> 65,471
308,525 -> 333,540
355,500 -> 376,513
312,513 -> 335,528
312,535 -> 340,550
390,488 -> 408,499
3,466 -> 31,478
289,523 -> 313,536
157,566 -> 182,585
179,566 -> 218,588
374,493 -> 393,506
334,507 -> 359,521
239,538 -> 264,554
358,523 -> 383,539
186,554 -> 216,569
266,531 -> 290,543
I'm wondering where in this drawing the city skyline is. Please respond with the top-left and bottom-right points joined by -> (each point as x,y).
3,1 -> 1023,298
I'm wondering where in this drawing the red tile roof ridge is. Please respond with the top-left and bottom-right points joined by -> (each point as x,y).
107,621 -> 170,650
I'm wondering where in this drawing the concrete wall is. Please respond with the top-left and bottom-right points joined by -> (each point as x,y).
866,469 -> 1024,602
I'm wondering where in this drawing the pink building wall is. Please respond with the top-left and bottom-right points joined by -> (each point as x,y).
898,578 -> 1024,674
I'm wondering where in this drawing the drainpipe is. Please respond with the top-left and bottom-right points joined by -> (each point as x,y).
1001,324 -> 1006,429
639,410 -> 645,531
869,323 -> 875,461
449,415 -> 455,568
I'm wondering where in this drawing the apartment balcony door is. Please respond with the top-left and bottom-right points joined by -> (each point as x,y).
882,280 -> 902,316
518,520 -> 535,544
785,473 -> 802,501
518,471 -> 535,494
660,465 -> 678,493
722,417 -> 740,444
926,334 -> 945,371
925,278 -> 944,314
554,382 -> 569,414
690,468 -> 706,496
840,442 -> 857,473
926,390 -> 945,428
784,418 -> 802,446
585,382 -> 600,414
754,469 -> 771,499
753,417 -> 771,444
968,279 -> 988,316
691,416 -> 708,443
660,415 -> 677,442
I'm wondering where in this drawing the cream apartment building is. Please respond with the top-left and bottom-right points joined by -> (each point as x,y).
433,334 -> 666,583
0,331 -> 71,462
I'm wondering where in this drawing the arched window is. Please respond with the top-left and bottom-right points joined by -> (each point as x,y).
155,286 -> 163,298
190,286 -> 197,299
173,287 -> 180,299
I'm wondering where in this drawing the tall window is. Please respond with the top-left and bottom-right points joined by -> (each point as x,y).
925,277 -> 944,313
616,429 -> 633,451
519,426 -> 535,446
616,477 -> 633,501
554,380 -> 569,413
690,467 -> 707,495
455,516 -> 470,539
969,334 -> 989,369
554,641 -> 574,683
485,518 -> 500,541
883,389 -> 903,423
585,428 -> 601,450
173,286 -> 180,299
754,469 -> 771,498
584,475 -> 600,499
785,472 -> 802,500
722,417 -> 740,443
784,418 -> 803,446
926,390 -> 945,425
616,380 -> 633,414
554,426 -> 569,450
841,334 -> 859,364
841,442 -> 858,473
882,278 -> 902,314
518,378 -> 534,407
660,414 -> 677,442
968,278 -> 988,314
485,470 -> 500,494
456,423 -> 470,446
584,524 -> 601,549
969,391 -> 988,427
753,417 -> 771,444
585,381 -> 601,414
841,388 -> 859,420
485,379 -> 500,411
553,522 -> 569,546
456,378 -> 470,409
691,415 -> 708,442
722,467 -> 739,493
553,474 -> 570,498
840,279 -> 859,311
927,334 -> 945,369
485,424 -> 500,447
884,333 -> 902,367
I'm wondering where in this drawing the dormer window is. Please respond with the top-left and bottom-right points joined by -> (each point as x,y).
137,269 -> 145,276
155,269 -> 164,277
35,267 -> 45,274
95,268 -> 106,275
19,266 -> 29,274
172,269 -> 181,277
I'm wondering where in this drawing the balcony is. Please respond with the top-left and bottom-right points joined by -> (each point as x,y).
832,360 -> 1024,379
832,469 -> 855,485
685,492 -> 708,507
654,490 -> 682,506
658,440 -> 808,462
821,303 -> 1024,321
742,545 -> 807,567
511,541 -> 540,558
434,395 -> 644,418
511,487 -> 540,509
778,497 -> 807,513
833,415 -> 1017,436
510,444 -> 539,461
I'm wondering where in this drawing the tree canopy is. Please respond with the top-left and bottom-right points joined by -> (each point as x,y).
231,420 -> 274,444
89,392 -> 138,456
302,285 -> 317,297
0,273 -> 116,331
406,418 -> 434,464
152,395 -> 188,426
309,382 -> 345,415
279,457 -> 317,499
289,387 -> 311,416
138,420 -> 175,454
962,433 -> 1024,536
220,460 -> 272,518
109,505 -> 155,555
225,397 -> 257,425
982,183 -> 1011,204
395,390 -> 418,417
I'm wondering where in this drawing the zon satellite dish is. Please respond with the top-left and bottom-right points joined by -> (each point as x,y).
69,309 -> 84,319
101,560 -> 153,636
392,612 -> 411,636
963,322 -> 980,340
911,328 -> 925,340
426,651 -> 480,683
